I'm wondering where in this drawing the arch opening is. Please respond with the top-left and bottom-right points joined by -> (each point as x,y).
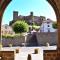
0,0 -> 57,47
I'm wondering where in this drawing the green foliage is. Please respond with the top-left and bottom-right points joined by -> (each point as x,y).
52,22 -> 57,29
14,33 -> 25,37
12,20 -> 29,33
32,24 -> 40,31
14,33 -> 20,37
2,33 -> 27,38
2,34 -> 14,38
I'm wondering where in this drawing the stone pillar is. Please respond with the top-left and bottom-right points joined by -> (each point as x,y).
57,19 -> 60,49
0,16 -> 2,43
57,19 -> 60,59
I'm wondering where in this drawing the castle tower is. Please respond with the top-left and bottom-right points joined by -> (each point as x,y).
40,16 -> 46,21
39,16 -> 46,25
30,12 -> 33,16
13,11 -> 18,20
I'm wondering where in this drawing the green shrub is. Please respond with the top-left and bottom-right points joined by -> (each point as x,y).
52,22 -> 57,29
32,25 -> 40,31
12,20 -> 29,33
14,33 -> 20,37
2,34 -> 14,38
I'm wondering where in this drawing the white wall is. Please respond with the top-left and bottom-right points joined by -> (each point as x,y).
40,22 -> 57,32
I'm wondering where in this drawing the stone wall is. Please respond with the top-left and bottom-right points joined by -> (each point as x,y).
26,33 -> 38,46
36,32 -> 58,46
1,32 -> 58,47
2,36 -> 25,47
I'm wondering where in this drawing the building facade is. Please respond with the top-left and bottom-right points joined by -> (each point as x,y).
40,19 -> 57,32
1,24 -> 15,35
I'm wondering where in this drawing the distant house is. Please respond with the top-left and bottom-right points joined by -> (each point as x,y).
1,24 -> 15,35
40,19 -> 57,32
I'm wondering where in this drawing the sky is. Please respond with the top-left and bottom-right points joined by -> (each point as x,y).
2,0 -> 56,25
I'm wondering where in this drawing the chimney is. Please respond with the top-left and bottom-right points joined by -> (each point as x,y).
13,11 -> 18,20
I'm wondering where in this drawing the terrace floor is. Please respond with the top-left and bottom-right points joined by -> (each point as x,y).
0,46 -> 57,60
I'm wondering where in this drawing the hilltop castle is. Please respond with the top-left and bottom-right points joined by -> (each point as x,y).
9,11 -> 46,25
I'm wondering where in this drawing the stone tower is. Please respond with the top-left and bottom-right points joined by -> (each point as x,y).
13,11 -> 18,20
30,12 -> 33,16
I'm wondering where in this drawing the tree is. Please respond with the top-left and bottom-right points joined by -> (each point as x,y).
12,20 -> 29,33
52,22 -> 57,29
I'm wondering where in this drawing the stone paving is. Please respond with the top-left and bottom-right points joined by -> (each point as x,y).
0,46 -> 57,60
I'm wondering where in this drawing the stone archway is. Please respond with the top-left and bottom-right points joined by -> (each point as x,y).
0,0 -> 60,48
0,0 -> 60,59
47,0 -> 60,50
0,0 -> 11,43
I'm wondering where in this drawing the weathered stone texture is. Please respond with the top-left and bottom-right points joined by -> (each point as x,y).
0,51 -> 14,60
0,0 -> 60,60
44,50 -> 57,60
45,1 -> 60,60
0,32 -> 57,47
36,32 -> 58,46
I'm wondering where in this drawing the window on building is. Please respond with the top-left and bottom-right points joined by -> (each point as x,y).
48,25 -> 50,27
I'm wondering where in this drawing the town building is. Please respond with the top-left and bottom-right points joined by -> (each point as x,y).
1,24 -> 15,35
9,11 -> 57,33
40,18 -> 57,32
